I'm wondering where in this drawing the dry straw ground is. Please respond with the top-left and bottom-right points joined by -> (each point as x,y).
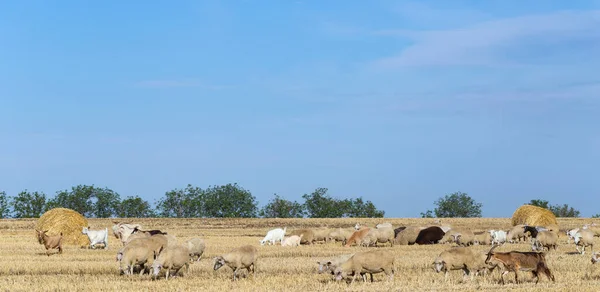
1,217 -> 599,291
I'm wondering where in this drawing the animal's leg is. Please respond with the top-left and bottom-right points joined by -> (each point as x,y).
532,270 -> 539,284
514,270 -> 519,284
130,264 -> 134,275
166,269 -> 170,280
232,267 -> 238,281
500,270 -> 509,285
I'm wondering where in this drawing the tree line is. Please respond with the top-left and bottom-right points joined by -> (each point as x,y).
0,184 -> 384,219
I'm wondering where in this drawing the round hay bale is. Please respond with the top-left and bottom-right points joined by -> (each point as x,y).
511,205 -> 558,227
35,208 -> 89,246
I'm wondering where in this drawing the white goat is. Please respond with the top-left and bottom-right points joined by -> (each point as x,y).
489,230 -> 507,245
82,227 -> 109,249
260,227 -> 286,245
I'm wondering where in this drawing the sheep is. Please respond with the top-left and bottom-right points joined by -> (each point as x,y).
474,231 -> 491,245
376,222 -> 393,229
289,229 -> 315,245
394,226 -> 422,245
333,249 -> 395,284
415,226 -> 445,245
124,232 -> 151,245
362,227 -> 394,247
151,245 -> 191,280
117,234 -> 170,272
433,246 -> 490,281
345,228 -> 371,247
489,230 -> 507,245
260,227 -> 286,246
119,242 -> 154,275
317,253 -> 354,275
440,230 -> 460,244
82,227 -> 109,249
185,237 -> 206,261
532,231 -> 558,252
574,229 -> 595,255
213,245 -> 258,281
507,225 -> 527,243
393,226 -> 407,238
132,227 -> 168,236
112,222 -> 142,246
281,235 -> 303,247
328,228 -> 353,245
35,229 -> 63,256
592,252 -> 600,264
451,230 -> 475,246
312,227 -> 331,243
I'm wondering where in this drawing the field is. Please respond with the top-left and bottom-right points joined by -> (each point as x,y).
1,217 -> 599,291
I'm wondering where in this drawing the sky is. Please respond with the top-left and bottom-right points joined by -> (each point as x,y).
1,1 -> 599,218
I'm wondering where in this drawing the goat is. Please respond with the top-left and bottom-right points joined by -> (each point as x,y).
82,227 -> 109,249
484,244 -> 555,285
35,229 -> 63,256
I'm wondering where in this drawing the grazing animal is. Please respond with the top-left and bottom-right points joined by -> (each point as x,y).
112,222 -> 142,246
281,235 -> 303,247
345,228 -> 371,247
484,245 -> 555,284
507,225 -> 527,243
35,229 -> 63,256
451,230 -> 475,246
289,229 -> 315,245
151,245 -> 191,280
317,253 -> 354,275
333,250 -> 395,284
312,227 -> 331,243
82,227 -> 109,249
328,228 -> 353,245
433,246 -> 490,280
185,238 -> 206,261
532,231 -> 558,252
574,229 -> 594,255
489,230 -> 507,245
415,226 -> 445,245
260,227 -> 286,246
362,227 -> 394,247
119,242 -> 154,275
591,252 -> 600,264
213,245 -> 258,281
474,231 -> 492,245
132,227 -> 167,236
117,234 -> 170,273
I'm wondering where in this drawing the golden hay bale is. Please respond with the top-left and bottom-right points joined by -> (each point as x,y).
511,205 -> 558,227
35,208 -> 89,246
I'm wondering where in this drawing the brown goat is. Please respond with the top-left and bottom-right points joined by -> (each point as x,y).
35,229 -> 63,256
345,228 -> 371,247
484,245 -> 555,285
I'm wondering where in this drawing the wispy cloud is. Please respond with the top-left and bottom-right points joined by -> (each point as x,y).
372,10 -> 600,68
134,79 -> 230,90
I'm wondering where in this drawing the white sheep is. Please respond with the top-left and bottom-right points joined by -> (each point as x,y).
260,227 -> 286,245
151,245 -> 191,280
185,237 -> 206,261
213,245 -> 258,281
281,235 -> 303,247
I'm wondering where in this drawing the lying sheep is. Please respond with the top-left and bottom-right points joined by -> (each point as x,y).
281,235 -> 303,247
35,229 -> 63,256
345,228 -> 371,247
415,226 -> 445,245
213,245 -> 258,281
333,250 -> 395,284
328,228 -> 353,245
317,253 -> 354,275
574,229 -> 595,255
151,245 -> 191,280
395,226 -> 422,245
289,229 -> 315,245
433,246 -> 490,281
532,231 -> 558,252
507,225 -> 527,243
185,238 -> 206,261
119,242 -> 154,275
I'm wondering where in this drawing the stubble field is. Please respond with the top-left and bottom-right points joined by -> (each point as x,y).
0,217 -> 599,291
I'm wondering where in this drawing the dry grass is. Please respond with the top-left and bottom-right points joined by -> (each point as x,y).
1,217 -> 599,291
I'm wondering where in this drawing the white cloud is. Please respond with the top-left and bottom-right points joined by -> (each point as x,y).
372,10 -> 600,68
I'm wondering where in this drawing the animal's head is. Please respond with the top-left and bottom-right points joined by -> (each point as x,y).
213,256 -> 226,271
333,266 -> 346,281
488,230 -> 495,236
354,223 -> 361,230
432,257 -> 445,273
485,244 -> 499,265
316,261 -> 331,274
591,252 -> 599,264
35,230 -> 48,244
151,246 -> 165,277
116,251 -> 123,262
82,227 -> 89,234
259,239 -> 266,245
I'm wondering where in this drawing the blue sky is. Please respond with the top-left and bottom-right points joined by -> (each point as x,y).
1,1 -> 599,217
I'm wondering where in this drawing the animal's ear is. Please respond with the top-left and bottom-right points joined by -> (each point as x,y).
153,250 -> 157,260
43,230 -> 48,233
326,261 -> 332,265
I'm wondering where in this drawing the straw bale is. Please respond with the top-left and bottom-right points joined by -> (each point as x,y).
511,205 -> 558,227
35,208 -> 89,246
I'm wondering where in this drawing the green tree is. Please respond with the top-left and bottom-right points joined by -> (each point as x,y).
92,187 -> 121,218
528,199 -> 580,218
528,199 -> 550,209
344,197 -> 385,218
423,191 -> 483,218
592,214 -> 600,218
0,191 -> 10,218
156,184 -> 203,218
11,190 -> 47,218
46,185 -> 121,218
118,196 -> 155,218
259,194 -> 305,218
302,188 -> 346,218
203,183 -> 258,218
